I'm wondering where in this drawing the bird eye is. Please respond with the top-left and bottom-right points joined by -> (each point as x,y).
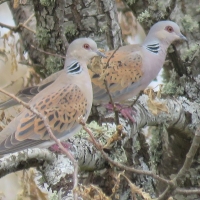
165,26 -> 174,33
83,44 -> 90,49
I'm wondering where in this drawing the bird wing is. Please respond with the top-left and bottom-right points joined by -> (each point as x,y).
89,45 -> 144,102
0,82 -> 88,153
0,70 -> 63,109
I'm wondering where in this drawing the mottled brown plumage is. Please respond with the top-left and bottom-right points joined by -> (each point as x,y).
89,21 -> 186,104
0,21 -> 186,118
89,45 -> 143,93
15,84 -> 87,141
0,38 -> 105,155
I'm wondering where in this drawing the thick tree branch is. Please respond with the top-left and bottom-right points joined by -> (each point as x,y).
0,149 -> 55,178
0,86 -> 199,198
80,114 -> 200,198
0,87 -> 79,199
79,117 -> 170,183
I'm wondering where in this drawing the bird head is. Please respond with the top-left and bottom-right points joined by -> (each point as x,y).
145,21 -> 187,45
67,38 -> 106,63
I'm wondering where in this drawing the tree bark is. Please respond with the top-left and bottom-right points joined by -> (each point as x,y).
8,0 -> 122,76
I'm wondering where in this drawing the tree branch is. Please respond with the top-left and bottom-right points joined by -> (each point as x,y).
0,22 -> 22,32
79,117 -> 170,184
103,46 -> 121,125
0,86 -> 199,198
176,188 -> 200,195
0,87 -> 78,199
157,125 -> 200,200
30,44 -> 65,58
0,149 -> 55,178
0,14 -> 35,33
0,0 -> 9,5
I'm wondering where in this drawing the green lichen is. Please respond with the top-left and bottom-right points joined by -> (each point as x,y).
42,56 -> 63,76
134,139 -> 141,152
36,27 -> 51,48
181,15 -> 199,33
40,0 -> 55,6
149,1 -> 167,17
149,126 -> 163,171
48,191 -> 59,200
162,69 -> 181,95
78,121 -> 127,163
180,157 -> 200,186
162,81 -> 177,95
137,10 -> 151,24
162,70 -> 186,95
174,163 -> 200,198
99,25 -> 108,34
157,1 -> 166,13
65,24 -> 77,37
181,43 -> 200,62
77,121 -> 116,143
176,86 -> 184,95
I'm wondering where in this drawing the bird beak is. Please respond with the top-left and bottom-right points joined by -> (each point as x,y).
179,33 -> 187,41
94,49 -> 107,58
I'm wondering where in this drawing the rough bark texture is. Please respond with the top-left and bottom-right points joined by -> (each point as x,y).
3,0 -> 200,200
0,94 -> 199,199
8,0 -> 122,76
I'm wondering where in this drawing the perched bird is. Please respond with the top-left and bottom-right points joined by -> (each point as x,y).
0,38 -> 105,155
0,21 -> 186,121
90,20 -> 187,104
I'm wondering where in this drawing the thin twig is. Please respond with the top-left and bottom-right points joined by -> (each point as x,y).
176,188 -> 200,195
18,61 -> 42,68
157,125 -> 200,200
79,117 -> 170,185
104,79 -> 120,125
0,22 -> 21,32
23,13 -> 34,26
80,118 -> 200,198
0,88 -> 79,200
103,46 -> 120,125
30,44 -> 66,58
21,23 -> 36,34
0,14 -> 36,34
20,13 -> 36,33
130,90 -> 143,107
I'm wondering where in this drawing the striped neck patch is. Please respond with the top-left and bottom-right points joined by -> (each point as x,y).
67,61 -> 82,74
145,43 -> 160,54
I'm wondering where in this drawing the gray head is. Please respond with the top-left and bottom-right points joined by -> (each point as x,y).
67,38 -> 105,62
144,21 -> 187,45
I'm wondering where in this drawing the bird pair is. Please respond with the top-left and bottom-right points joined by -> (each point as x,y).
0,21 -> 186,155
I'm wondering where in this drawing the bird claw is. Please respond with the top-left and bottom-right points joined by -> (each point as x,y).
119,106 -> 136,123
49,142 -> 72,153
106,103 -> 136,123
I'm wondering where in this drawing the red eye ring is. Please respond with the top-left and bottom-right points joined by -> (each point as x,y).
165,26 -> 174,33
83,44 -> 90,49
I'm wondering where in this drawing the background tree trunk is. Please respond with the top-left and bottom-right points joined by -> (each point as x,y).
8,0 -> 122,76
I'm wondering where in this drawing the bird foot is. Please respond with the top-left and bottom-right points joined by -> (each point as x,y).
49,142 -> 72,153
106,103 -> 136,123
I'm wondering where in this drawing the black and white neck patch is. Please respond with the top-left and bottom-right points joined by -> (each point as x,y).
67,61 -> 82,74
145,43 -> 160,54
